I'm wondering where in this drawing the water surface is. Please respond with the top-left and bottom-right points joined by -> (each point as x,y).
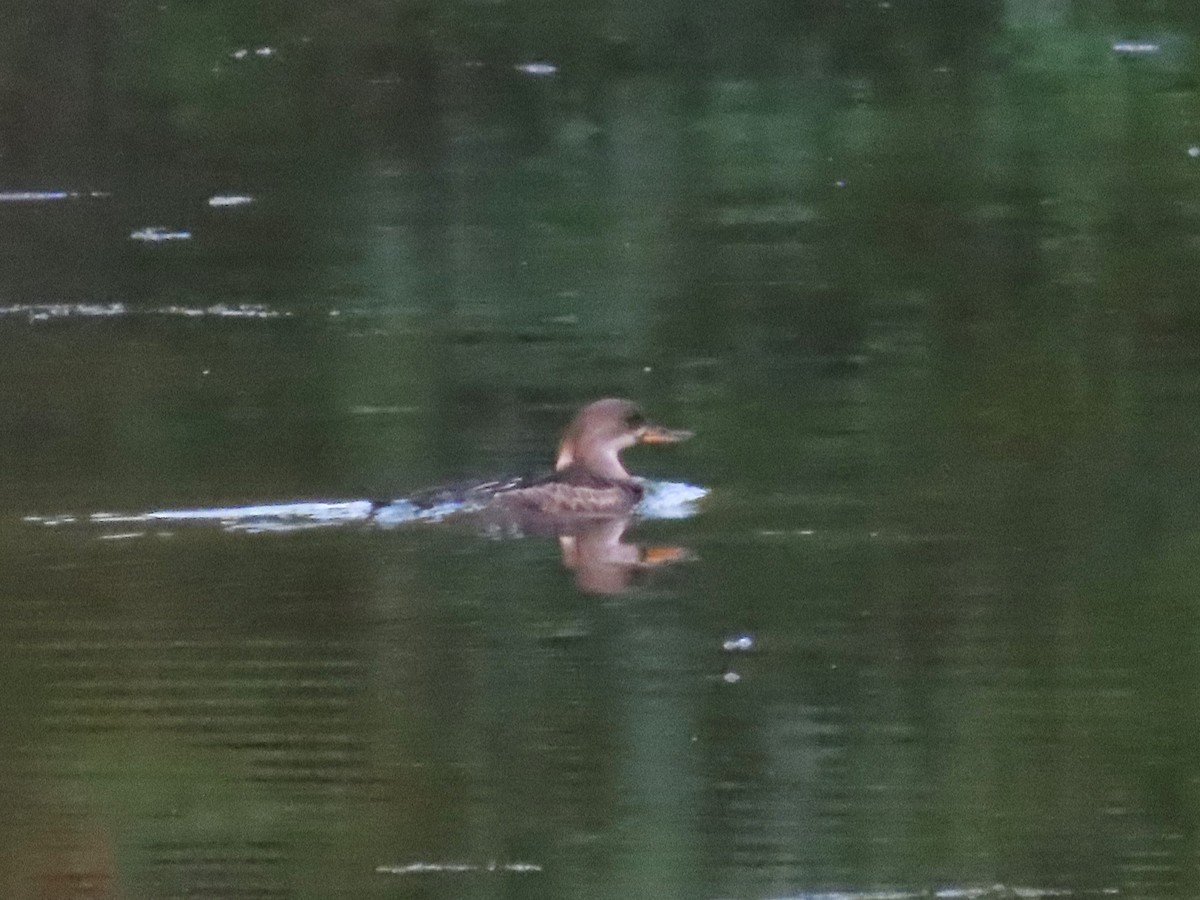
3,2 -> 1200,897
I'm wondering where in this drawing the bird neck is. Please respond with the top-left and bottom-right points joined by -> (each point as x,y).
556,446 -> 634,485
556,440 -> 631,482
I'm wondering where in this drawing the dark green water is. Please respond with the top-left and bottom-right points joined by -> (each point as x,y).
3,1 -> 1200,897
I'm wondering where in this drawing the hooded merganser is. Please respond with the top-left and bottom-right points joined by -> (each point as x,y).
491,398 -> 693,519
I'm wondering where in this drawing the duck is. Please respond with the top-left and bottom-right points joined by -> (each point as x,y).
490,398 -> 693,520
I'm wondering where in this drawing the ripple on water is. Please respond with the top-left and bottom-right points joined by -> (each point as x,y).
24,480 -> 709,537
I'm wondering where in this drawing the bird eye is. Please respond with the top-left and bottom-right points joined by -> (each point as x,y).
625,410 -> 646,429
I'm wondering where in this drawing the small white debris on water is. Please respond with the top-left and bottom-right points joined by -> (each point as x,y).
722,634 -> 755,652
1111,40 -> 1160,55
22,514 -> 77,526
348,405 -> 419,416
97,531 -> 147,541
722,671 -> 742,684
157,303 -> 288,318
758,528 -> 816,539
130,226 -> 191,242
0,303 -> 126,321
756,887 -> 1089,900
208,194 -> 255,207
229,47 -> 275,61
514,61 -> 557,77
1188,146 -> 1200,158
0,190 -> 70,202
375,861 -> 543,875
0,189 -> 110,203
377,863 -> 473,874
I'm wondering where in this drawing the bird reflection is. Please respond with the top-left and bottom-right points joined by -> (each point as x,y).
556,514 -> 692,594
411,496 -> 695,593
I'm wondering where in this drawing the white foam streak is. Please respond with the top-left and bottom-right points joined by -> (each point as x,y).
208,194 -> 255,207
376,861 -> 542,875
130,227 -> 192,242
0,189 -> 109,203
25,481 -> 708,538
0,303 -> 290,322
638,480 -> 709,518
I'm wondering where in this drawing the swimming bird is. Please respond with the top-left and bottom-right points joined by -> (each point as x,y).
490,398 -> 693,520
372,398 -> 696,591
